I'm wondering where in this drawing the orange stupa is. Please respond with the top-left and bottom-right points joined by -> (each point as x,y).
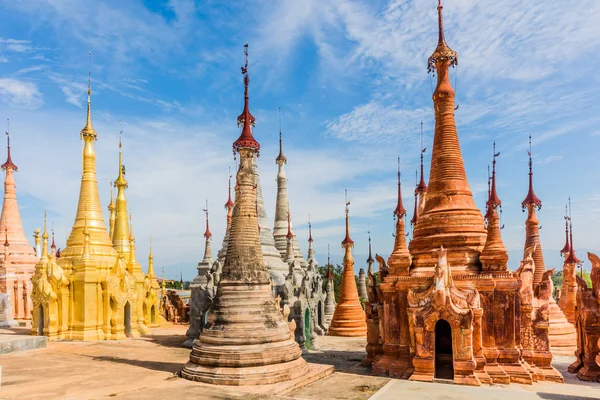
408,9 -> 487,275
328,195 -> 367,337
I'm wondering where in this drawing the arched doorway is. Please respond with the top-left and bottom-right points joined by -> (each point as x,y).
317,301 -> 323,326
434,319 -> 453,380
37,305 -> 44,335
304,308 -> 312,350
124,302 -> 132,337
151,305 -> 156,324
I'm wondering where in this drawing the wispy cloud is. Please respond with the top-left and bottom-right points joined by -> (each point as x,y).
0,78 -> 43,108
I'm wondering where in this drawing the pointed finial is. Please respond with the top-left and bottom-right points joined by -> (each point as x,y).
233,43 -> 260,155
51,227 -> 56,250
486,141 -> 501,218
81,52 -> 96,139
367,229 -> 374,263
428,0 -> 458,73
2,118 -> 17,171
308,214 -> 313,242
521,135 -> 542,210
566,200 -> 580,264
203,198 -> 212,238
411,169 -> 419,227
149,234 -> 153,258
394,157 -> 406,217
276,106 -> 287,164
225,167 -> 234,209
417,123 -> 427,194
342,190 -> 354,246
560,204 -> 570,256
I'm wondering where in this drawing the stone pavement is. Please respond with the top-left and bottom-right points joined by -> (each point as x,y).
0,325 -> 598,400
372,357 -> 600,400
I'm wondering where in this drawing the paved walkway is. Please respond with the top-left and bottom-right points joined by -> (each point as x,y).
0,325 -> 598,400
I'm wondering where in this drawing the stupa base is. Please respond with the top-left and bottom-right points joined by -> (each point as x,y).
181,356 -> 308,386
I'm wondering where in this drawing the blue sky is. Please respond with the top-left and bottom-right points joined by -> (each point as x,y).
1,0 -> 599,280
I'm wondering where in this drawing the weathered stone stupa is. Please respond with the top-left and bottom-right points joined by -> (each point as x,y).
365,2 -> 562,385
328,196 -> 367,337
273,121 -> 306,267
181,44 -> 307,385
323,248 -> 336,327
0,130 -> 37,321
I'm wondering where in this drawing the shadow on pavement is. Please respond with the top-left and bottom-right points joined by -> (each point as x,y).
86,355 -> 183,374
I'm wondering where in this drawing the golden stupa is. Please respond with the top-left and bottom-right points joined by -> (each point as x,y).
30,69 -> 160,340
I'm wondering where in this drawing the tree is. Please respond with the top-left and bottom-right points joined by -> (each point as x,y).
319,264 -> 344,303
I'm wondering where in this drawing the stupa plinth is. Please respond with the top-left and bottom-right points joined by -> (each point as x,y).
181,44 -> 307,385
328,197 -> 366,337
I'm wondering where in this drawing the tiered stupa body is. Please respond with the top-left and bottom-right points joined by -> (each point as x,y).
0,134 -> 37,321
273,130 -> 306,267
407,7 -> 487,274
328,201 -> 366,337
181,45 -> 307,384
521,148 -> 576,355
366,2 -> 562,386
30,77 -> 158,341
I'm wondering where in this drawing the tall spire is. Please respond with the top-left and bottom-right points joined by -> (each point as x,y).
394,157 -> 406,218
307,215 -> 316,264
329,191 -> 367,337
108,178 -> 116,240
225,167 -> 234,229
50,228 -> 57,257
366,230 -> 374,277
410,1 -> 486,275
388,160 -> 411,275
81,52 -> 96,140
521,136 -> 542,210
202,199 -> 213,265
560,205 -> 570,256
2,119 -> 17,171
411,170 -> 419,227
128,213 -> 142,274
0,119 -> 36,261
565,199 -> 580,265
480,144 -> 508,271
112,128 -> 130,258
182,48 -> 307,382
342,190 -> 353,246
416,121 -> 427,195
285,209 -> 295,263
148,235 -> 155,277
41,210 -> 49,261
233,43 -> 260,155
276,107 -> 286,164
272,107 -> 305,266
62,52 -> 115,262
521,135 -> 546,284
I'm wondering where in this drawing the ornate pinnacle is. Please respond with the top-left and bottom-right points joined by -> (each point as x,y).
560,204 -> 570,255
81,52 -> 97,140
203,199 -> 212,239
565,198 -> 580,264
2,119 -> 18,171
225,168 -> 234,209
521,135 -> 542,210
286,208 -> 293,240
428,0 -> 458,73
276,107 -> 287,164
486,142 -> 501,218
342,190 -> 354,247
233,43 -> 260,155
394,157 -> 406,218
411,170 -> 419,227
416,121 -> 427,194
366,230 -> 374,264
308,215 -> 313,242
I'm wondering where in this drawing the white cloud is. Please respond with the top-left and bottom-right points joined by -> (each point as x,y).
0,37 -> 33,53
0,78 -> 43,108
